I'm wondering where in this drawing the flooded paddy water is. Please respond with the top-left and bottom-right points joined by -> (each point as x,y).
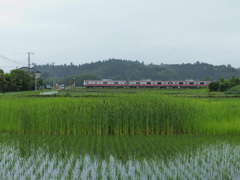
1,89 -> 240,179
0,134 -> 239,179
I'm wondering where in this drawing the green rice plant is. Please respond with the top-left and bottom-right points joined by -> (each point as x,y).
1,90 -> 240,135
195,98 -> 240,134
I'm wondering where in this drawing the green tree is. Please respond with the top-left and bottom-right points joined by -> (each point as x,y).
41,72 -> 50,79
229,76 -> 240,88
208,81 -> 220,92
10,70 -> 34,91
37,78 -> 44,88
3,74 -> 12,92
0,73 -> 8,93
208,76 -> 240,92
62,73 -> 101,86
219,81 -> 229,92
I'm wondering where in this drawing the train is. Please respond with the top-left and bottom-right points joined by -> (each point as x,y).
84,80 -> 211,88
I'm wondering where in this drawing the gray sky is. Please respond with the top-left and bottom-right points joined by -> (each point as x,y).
1,0 -> 240,72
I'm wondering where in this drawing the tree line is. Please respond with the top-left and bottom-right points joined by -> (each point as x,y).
43,73 -> 101,87
0,69 -> 43,93
2,59 -> 240,91
36,59 -> 240,87
208,76 -> 240,92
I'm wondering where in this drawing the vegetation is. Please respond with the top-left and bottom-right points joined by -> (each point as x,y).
1,88 -> 240,178
1,88 -> 240,135
227,85 -> 240,94
1,59 -> 240,178
43,73 -> 101,87
0,134 -> 239,179
208,76 -> 240,92
3,59 -> 240,88
0,69 -> 44,93
36,59 -> 240,86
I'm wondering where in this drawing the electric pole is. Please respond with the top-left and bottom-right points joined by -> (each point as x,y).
52,62 -> 55,87
27,52 -> 34,72
32,63 -> 37,91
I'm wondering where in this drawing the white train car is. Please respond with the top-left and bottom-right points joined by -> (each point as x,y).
84,80 -> 211,88
84,80 -> 127,88
129,80 -> 210,88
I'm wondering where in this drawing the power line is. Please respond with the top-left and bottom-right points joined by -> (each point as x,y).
0,54 -> 26,66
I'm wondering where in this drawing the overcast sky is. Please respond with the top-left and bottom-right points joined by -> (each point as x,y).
1,0 -> 240,72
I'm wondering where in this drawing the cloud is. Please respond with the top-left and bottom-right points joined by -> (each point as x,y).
1,0 -> 240,73
0,0 -> 26,27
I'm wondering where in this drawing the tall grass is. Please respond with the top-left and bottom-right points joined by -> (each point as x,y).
0,93 -> 196,135
196,98 -> 240,134
0,91 -> 240,135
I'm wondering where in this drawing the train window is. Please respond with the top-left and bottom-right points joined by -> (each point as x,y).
103,82 -> 108,84
168,82 -> 172,84
147,82 -> 151,84
114,82 -> 118,84
200,82 -> 204,85
189,82 -> 194,85
136,82 -> 140,84
179,82 -> 183,84
157,82 -> 162,84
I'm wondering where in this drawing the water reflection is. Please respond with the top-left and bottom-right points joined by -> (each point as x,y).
0,142 -> 240,179
4,134 -> 239,160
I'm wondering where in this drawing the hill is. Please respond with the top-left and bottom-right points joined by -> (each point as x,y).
35,59 -> 240,86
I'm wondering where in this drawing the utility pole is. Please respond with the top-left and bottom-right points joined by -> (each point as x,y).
52,62 -> 55,87
27,52 -> 34,73
32,63 -> 37,91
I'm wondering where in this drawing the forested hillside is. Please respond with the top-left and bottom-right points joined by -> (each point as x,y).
36,59 -> 240,86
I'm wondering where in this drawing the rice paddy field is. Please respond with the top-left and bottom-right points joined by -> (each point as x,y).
0,88 -> 240,179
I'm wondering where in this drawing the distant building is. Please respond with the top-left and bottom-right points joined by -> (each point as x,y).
18,67 -> 41,79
